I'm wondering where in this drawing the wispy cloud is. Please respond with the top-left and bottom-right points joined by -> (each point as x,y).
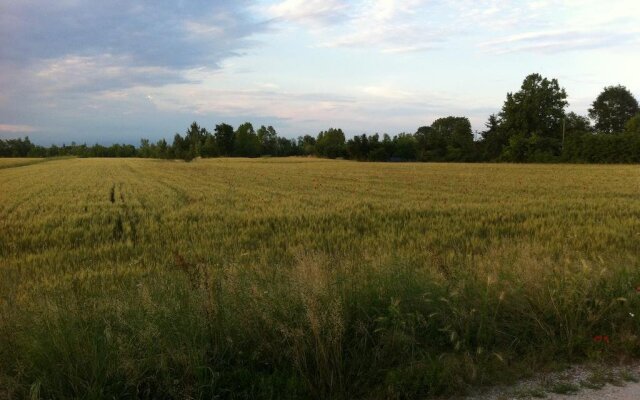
266,0 -> 640,55
480,29 -> 640,54
0,124 -> 38,134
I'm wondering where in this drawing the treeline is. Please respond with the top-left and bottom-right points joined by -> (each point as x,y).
2,73 -> 639,163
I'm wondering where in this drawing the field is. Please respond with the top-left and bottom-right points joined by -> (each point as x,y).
0,158 -> 48,170
1,157 -> 639,399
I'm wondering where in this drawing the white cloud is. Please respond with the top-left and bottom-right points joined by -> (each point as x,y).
0,124 -> 38,133
266,0 -> 348,27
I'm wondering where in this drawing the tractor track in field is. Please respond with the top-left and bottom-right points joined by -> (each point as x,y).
109,182 -> 140,245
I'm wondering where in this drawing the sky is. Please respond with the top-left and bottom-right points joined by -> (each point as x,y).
0,0 -> 639,145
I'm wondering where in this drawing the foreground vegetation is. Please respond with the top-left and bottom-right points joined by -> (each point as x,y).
1,158 -> 639,399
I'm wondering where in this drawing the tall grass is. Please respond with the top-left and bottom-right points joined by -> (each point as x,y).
0,158 -> 639,399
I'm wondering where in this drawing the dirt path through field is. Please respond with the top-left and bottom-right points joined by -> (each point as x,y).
465,364 -> 640,400
546,381 -> 640,399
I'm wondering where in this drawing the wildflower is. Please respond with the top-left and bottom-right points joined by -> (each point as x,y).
593,335 -> 602,343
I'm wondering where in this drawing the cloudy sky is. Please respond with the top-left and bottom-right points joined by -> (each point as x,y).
1,0 -> 638,144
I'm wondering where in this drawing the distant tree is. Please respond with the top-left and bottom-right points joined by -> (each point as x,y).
172,133 -> 193,161
499,73 -> 568,160
564,112 -> 592,135
139,139 -> 152,158
184,121 -> 209,158
257,125 -> 278,156
346,134 -> 370,161
214,123 -> 235,156
233,122 -> 260,157
501,73 -> 568,139
624,113 -> 640,135
1,136 -> 35,157
589,85 -> 639,134
392,133 -> 418,160
277,137 -> 298,156
480,114 -> 508,161
433,117 -> 474,161
156,139 -> 169,159
414,117 -> 474,161
201,135 -> 219,157
315,128 -> 346,159
297,135 -> 316,155
415,126 -> 439,160
366,134 -> 389,161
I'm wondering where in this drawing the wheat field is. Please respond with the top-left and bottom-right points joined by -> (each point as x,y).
1,157 -> 639,399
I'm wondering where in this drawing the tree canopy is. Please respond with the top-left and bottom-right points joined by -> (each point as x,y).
589,85 -> 639,134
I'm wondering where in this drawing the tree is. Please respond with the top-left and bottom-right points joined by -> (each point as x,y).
392,133 -> 417,160
415,126 -> 441,160
171,133 -> 192,161
500,73 -> 568,139
415,117 -> 474,161
214,123 -> 235,156
139,139 -> 152,158
432,116 -> 474,161
564,112 -> 592,136
156,139 -> 169,159
201,135 -> 219,157
277,137 -> 298,156
233,122 -> 260,157
297,135 -> 316,155
625,113 -> 640,135
499,73 -> 568,160
480,114 -> 508,161
257,125 -> 278,156
589,85 -> 639,134
346,134 -> 370,161
315,128 -> 346,159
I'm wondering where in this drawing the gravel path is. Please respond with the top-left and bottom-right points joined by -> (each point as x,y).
545,381 -> 640,400
464,363 -> 640,400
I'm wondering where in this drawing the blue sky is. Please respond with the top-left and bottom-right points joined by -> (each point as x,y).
1,0 -> 638,144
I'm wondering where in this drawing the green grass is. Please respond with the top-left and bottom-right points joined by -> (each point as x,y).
1,158 -> 639,399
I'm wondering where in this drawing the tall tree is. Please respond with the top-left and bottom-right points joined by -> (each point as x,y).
500,73 -> 568,139
589,85 -> 639,134
392,133 -> 418,160
480,114 -> 508,161
315,128 -> 346,159
185,121 -> 207,158
415,117 -> 474,161
257,125 -> 278,156
233,122 -> 260,157
297,135 -> 316,155
499,73 -> 568,160
214,123 -> 235,156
